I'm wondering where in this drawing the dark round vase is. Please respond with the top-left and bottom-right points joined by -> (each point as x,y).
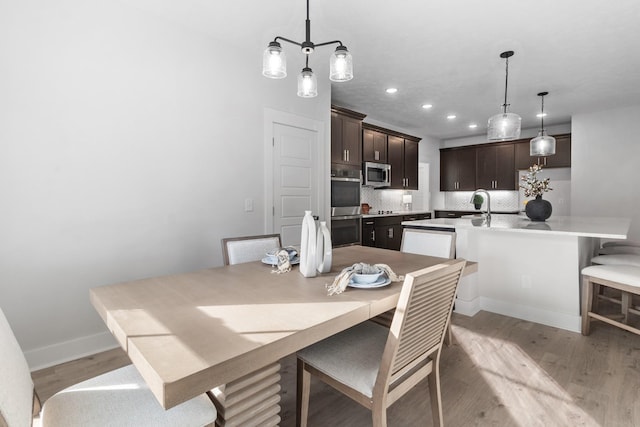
525,196 -> 552,222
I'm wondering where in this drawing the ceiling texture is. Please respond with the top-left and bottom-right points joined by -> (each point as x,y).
127,0 -> 640,140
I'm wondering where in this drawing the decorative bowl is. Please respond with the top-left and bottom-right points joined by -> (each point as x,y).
352,271 -> 384,284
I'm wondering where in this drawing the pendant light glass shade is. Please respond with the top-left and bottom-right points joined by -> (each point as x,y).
329,46 -> 353,82
487,51 -> 521,141
530,91 -> 556,156
262,41 -> 287,79
297,67 -> 318,98
487,112 -> 522,141
530,131 -> 556,156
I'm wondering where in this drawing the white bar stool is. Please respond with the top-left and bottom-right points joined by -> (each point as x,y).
581,264 -> 640,336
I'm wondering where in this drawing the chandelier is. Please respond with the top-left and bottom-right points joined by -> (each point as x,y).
262,0 -> 353,98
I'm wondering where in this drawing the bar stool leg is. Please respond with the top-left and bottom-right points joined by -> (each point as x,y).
622,292 -> 632,323
582,276 -> 594,335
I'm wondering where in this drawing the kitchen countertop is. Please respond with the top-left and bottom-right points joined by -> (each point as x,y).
402,214 -> 630,239
362,210 -> 431,219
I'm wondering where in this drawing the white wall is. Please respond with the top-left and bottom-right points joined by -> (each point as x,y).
571,105 -> 640,240
0,0 -> 331,368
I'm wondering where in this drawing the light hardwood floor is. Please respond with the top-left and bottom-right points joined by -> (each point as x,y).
32,311 -> 640,426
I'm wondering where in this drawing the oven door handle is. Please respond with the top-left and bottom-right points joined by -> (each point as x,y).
331,177 -> 361,183
331,215 -> 362,221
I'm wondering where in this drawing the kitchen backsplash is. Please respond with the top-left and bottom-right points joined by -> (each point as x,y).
361,187 -> 413,212
444,191 -> 520,211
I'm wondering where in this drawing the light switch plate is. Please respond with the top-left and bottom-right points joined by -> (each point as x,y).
244,198 -> 253,212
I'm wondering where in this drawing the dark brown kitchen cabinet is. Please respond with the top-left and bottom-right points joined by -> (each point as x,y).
362,214 -> 425,250
514,133 -> 571,170
374,216 -> 403,251
331,106 -> 366,167
362,219 -> 375,247
388,136 -> 419,190
440,147 -> 476,191
362,127 -> 387,163
476,143 -> 516,190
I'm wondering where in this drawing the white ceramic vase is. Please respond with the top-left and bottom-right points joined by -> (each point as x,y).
315,221 -> 332,273
299,211 -> 317,277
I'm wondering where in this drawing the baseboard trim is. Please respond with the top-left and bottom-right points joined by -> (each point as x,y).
479,297 -> 581,333
454,297 -> 481,317
25,331 -> 119,371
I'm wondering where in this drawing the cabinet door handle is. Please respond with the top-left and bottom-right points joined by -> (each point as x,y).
346,149 -> 350,162
343,150 -> 347,162
544,157 -> 547,166
372,230 -> 375,241
388,227 -> 393,238
374,150 -> 379,161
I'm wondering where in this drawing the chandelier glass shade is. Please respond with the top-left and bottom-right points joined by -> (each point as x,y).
487,51 -> 522,141
297,67 -> 318,98
262,0 -> 353,98
530,91 -> 556,156
262,41 -> 287,79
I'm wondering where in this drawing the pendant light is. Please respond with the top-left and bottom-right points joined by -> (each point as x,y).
262,0 -> 353,98
530,92 -> 556,156
487,51 -> 521,141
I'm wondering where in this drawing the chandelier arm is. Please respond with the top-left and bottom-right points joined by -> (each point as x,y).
314,40 -> 344,48
273,36 -> 303,48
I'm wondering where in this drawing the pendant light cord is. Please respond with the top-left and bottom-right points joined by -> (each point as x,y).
540,95 -> 545,130
503,56 -> 509,114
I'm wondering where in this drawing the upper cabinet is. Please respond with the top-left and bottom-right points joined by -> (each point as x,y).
331,106 -> 366,167
440,146 -> 476,191
514,133 -> 571,170
475,143 -> 516,190
441,133 -> 571,191
362,125 -> 388,163
388,135 -> 419,190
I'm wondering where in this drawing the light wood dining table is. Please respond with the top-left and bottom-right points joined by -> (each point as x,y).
90,245 -> 466,426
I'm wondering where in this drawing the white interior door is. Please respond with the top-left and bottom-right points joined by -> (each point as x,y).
272,122 -> 319,247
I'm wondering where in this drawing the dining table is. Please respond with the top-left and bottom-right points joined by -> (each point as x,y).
90,245 -> 470,426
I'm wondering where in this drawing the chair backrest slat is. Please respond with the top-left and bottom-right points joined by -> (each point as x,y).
376,260 -> 465,387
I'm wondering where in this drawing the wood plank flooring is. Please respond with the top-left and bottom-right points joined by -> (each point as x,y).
32,311 -> 640,426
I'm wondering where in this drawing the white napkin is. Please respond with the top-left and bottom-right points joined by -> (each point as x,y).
326,263 -> 404,296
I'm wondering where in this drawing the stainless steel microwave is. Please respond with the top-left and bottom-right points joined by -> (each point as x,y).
363,162 -> 391,188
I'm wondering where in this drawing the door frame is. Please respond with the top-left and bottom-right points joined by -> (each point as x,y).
263,108 -> 328,234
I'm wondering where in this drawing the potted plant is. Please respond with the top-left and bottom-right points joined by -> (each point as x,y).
521,163 -> 553,221
472,194 -> 484,210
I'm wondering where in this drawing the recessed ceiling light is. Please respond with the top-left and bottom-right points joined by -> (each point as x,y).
421,104 -> 433,109
386,88 -> 398,94
447,115 -> 456,120
469,123 -> 478,129
536,113 -> 547,118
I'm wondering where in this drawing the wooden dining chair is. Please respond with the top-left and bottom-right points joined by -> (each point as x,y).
0,307 -> 217,427
296,259 -> 466,427
221,234 -> 282,265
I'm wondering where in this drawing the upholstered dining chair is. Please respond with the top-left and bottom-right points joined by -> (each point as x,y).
373,228 -> 457,344
221,234 -> 282,266
296,259 -> 466,427
0,307 -> 217,427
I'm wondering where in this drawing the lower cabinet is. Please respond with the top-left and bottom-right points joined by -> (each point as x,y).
362,213 -> 432,250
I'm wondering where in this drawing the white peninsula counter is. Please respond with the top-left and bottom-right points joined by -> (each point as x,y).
402,214 -> 631,332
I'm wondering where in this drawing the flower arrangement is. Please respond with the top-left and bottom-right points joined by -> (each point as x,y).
520,164 -> 552,198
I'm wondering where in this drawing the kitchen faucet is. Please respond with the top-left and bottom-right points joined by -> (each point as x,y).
470,189 -> 491,221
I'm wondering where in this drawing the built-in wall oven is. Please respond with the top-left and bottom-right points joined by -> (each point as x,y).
331,167 -> 362,247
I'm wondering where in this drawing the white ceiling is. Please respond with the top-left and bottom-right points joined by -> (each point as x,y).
126,0 -> 640,140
